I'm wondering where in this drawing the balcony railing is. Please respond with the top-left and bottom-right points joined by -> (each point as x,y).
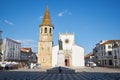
106,55 -> 113,58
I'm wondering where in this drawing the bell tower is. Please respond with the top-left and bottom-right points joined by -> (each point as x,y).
38,6 -> 54,67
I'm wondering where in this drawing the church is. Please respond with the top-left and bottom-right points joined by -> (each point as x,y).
38,6 -> 84,67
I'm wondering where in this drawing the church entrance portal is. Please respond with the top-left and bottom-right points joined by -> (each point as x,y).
65,59 -> 70,66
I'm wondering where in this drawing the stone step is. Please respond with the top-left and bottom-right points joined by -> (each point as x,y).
47,67 -> 75,73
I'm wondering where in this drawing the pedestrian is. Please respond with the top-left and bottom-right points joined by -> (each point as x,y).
58,66 -> 62,73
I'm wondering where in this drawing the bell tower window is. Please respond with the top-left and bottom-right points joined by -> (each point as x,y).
41,28 -> 43,33
50,28 -> 52,33
45,28 -> 47,33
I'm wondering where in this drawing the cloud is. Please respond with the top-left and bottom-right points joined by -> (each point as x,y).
4,20 -> 13,26
58,10 -> 72,17
16,39 -> 38,52
39,16 -> 43,20
58,12 -> 64,17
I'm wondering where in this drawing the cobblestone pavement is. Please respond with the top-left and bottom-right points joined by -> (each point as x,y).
0,67 -> 120,80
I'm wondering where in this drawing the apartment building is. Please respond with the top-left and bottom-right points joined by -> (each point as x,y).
2,38 -> 21,61
93,40 -> 120,67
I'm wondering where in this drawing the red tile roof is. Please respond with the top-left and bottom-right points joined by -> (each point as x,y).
21,48 -> 32,53
85,53 -> 93,59
101,40 -> 120,46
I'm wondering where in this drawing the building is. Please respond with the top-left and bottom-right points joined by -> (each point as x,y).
2,38 -> 21,61
38,6 -> 84,67
38,6 -> 54,67
112,42 -> 120,68
93,40 -> 120,67
20,48 -> 37,68
52,33 -> 84,67
20,48 -> 32,62
85,53 -> 94,64
0,30 -> 3,61
92,41 -> 106,66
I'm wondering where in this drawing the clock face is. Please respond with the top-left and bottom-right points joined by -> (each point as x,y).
65,39 -> 69,44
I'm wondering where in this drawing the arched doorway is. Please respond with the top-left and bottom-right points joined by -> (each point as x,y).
65,59 -> 70,66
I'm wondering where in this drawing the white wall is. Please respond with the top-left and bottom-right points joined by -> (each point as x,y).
52,45 -> 58,67
72,45 -> 84,67
59,33 -> 74,50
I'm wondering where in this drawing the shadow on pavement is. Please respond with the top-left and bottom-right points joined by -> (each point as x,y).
47,66 -> 75,73
0,67 -> 120,80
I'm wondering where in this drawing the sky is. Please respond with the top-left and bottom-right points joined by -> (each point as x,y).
0,0 -> 120,54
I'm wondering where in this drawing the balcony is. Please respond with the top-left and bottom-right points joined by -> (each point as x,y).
106,55 -> 113,58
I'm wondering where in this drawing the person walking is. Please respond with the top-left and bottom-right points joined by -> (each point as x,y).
58,66 -> 62,73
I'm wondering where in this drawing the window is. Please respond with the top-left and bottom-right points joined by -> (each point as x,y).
109,60 -> 113,65
114,50 -> 117,59
45,28 -> 47,33
102,51 -> 103,56
105,60 -> 106,64
108,45 -> 112,49
114,50 -> 116,56
104,46 -> 105,49
65,39 -> 69,44
108,51 -> 112,55
41,28 -> 43,33
49,28 -> 52,33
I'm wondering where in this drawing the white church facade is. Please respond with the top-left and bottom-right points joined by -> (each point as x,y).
52,33 -> 85,67
38,6 -> 85,67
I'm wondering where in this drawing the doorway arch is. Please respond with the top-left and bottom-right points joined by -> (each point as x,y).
65,59 -> 70,66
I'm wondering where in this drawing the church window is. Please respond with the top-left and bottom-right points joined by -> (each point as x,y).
49,28 -> 52,33
41,28 -> 43,33
65,39 -> 69,44
45,28 -> 47,33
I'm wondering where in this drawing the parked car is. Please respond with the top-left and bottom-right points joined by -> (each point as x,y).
33,64 -> 40,69
0,62 -> 19,70
86,62 -> 96,67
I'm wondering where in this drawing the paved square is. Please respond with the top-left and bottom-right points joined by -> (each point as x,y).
0,67 -> 120,80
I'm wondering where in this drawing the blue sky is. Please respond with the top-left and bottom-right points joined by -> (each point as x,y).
0,0 -> 120,54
